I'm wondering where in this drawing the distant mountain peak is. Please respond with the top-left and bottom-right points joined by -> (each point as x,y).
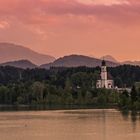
41,54 -> 118,69
0,59 -> 37,69
122,61 -> 140,66
0,42 -> 55,65
100,55 -> 118,63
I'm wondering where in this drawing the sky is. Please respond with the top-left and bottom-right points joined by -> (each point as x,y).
0,0 -> 140,61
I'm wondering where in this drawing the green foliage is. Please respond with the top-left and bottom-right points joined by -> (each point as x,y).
32,82 -> 45,101
130,86 -> 138,103
0,86 -> 9,104
119,91 -> 130,109
0,65 -> 140,110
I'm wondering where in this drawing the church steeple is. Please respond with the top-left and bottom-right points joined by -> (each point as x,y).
102,60 -> 106,66
101,60 -> 107,88
96,60 -> 114,89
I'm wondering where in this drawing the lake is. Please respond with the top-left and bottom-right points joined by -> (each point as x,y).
0,109 -> 140,140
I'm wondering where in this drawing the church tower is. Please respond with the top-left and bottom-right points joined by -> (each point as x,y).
101,60 -> 108,88
96,60 -> 114,89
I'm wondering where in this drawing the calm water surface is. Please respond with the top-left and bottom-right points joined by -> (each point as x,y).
0,109 -> 140,140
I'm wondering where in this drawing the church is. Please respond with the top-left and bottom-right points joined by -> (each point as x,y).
96,60 -> 114,89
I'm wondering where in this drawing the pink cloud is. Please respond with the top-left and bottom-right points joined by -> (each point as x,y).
0,21 -> 10,29
0,0 -> 140,61
0,0 -> 140,26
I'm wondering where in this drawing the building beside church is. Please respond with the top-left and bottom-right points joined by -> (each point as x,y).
96,60 -> 114,89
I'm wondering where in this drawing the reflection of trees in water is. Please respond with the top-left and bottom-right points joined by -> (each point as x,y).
131,111 -> 138,132
101,110 -> 106,140
120,110 -> 140,132
131,111 -> 138,122
120,110 -> 130,121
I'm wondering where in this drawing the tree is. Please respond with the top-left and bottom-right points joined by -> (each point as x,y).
130,85 -> 138,103
119,91 -> 130,108
0,86 -> 9,104
32,82 -> 45,102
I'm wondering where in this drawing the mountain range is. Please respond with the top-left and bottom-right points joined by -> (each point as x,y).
0,42 -> 55,65
40,55 -> 118,69
0,42 -> 140,69
121,61 -> 140,66
0,60 -> 37,69
100,55 -> 118,63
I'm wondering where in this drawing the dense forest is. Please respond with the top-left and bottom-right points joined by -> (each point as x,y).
0,65 -> 140,110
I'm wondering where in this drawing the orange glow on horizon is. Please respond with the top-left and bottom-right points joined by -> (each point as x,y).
0,0 -> 140,61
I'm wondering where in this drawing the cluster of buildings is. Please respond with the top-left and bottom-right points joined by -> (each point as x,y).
96,60 -> 131,93
96,60 -> 114,89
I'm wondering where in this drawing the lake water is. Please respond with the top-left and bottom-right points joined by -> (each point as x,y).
0,109 -> 140,140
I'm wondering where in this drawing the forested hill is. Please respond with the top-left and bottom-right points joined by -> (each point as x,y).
0,65 -> 140,87
0,65 -> 140,110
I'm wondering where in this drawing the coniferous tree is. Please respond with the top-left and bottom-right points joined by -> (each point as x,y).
130,85 -> 138,103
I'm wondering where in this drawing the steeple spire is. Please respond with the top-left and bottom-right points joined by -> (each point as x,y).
102,59 -> 106,66
96,59 -> 114,89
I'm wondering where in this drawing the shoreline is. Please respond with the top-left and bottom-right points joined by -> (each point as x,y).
0,104 -> 120,112
0,104 -> 139,112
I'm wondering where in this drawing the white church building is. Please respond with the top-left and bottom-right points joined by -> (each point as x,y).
96,60 -> 114,89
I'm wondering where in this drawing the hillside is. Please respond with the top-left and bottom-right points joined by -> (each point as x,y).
122,61 -> 140,66
0,42 -> 55,65
0,60 -> 37,69
41,55 -> 118,69
100,55 -> 118,63
100,55 -> 140,66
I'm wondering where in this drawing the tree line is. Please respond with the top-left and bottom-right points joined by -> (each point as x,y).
0,65 -> 140,110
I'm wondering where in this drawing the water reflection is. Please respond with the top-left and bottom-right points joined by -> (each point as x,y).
0,109 -> 140,140
120,110 -> 140,132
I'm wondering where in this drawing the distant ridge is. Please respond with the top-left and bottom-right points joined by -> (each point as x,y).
40,55 -> 119,69
100,55 -> 118,63
0,60 -> 37,69
122,61 -> 140,66
0,42 -> 55,65
1,42 -> 139,68
100,55 -> 140,66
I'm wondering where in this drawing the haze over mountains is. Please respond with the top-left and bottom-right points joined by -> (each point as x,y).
40,55 -> 118,69
121,61 -> 140,66
0,43 -> 55,65
100,55 -> 118,63
0,42 -> 140,69
0,60 -> 37,69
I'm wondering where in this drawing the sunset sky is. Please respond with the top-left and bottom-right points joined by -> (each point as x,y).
0,0 -> 140,61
